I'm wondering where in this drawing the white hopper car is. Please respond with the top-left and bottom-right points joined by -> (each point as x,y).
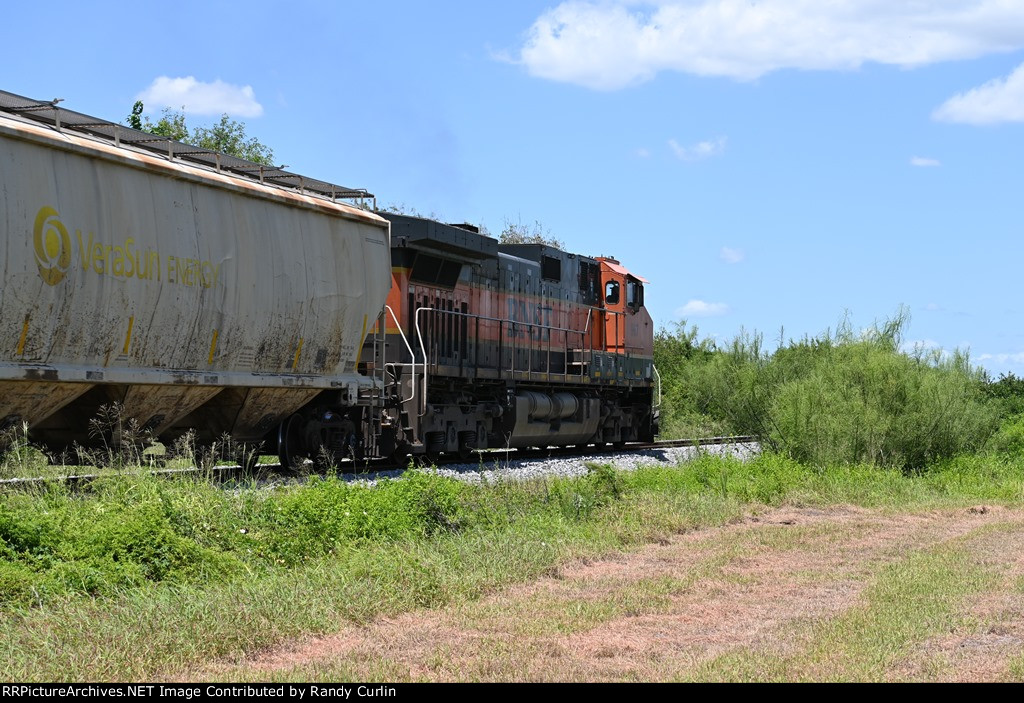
0,90 -> 390,457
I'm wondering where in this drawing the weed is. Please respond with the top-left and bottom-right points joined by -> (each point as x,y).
82,403 -> 156,470
0,421 -> 48,478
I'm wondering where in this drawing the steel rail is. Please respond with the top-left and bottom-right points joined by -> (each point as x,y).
0,435 -> 760,490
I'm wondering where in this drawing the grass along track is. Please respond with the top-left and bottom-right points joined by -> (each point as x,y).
1,450 -> 1023,681
0,435 -> 760,489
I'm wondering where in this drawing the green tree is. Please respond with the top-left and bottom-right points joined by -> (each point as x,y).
191,114 -> 274,165
126,101 -> 274,165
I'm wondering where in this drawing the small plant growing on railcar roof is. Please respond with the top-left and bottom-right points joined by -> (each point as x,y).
499,217 -> 565,250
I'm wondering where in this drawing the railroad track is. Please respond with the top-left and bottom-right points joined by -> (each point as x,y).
621,435 -> 759,451
0,435 -> 760,491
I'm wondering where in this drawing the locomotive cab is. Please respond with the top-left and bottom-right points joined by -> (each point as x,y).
596,257 -> 651,358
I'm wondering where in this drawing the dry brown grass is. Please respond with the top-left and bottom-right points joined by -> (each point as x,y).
186,504 -> 1024,682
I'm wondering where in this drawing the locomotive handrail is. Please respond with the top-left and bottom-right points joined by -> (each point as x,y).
383,305 -> 417,404
413,307 -> 429,416
506,320 -> 588,379
412,304 -> 652,420
653,364 -> 662,409
413,306 -> 595,417
415,308 -> 592,341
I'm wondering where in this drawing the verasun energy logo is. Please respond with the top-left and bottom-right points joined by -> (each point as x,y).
33,206 -> 71,285
29,204 -> 223,288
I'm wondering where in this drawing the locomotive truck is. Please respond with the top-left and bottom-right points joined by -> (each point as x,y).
0,89 -> 658,467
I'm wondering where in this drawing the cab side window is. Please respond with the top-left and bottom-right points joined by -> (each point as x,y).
605,280 -> 620,305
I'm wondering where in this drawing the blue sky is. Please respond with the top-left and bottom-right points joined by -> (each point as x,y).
5,1 -> 1024,375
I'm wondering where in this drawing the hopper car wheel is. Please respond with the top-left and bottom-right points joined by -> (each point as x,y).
277,414 -> 308,472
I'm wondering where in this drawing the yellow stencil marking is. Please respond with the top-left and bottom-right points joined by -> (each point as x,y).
292,338 -> 304,370
122,316 -> 135,355
16,315 -> 29,355
208,329 -> 219,364
355,314 -> 369,370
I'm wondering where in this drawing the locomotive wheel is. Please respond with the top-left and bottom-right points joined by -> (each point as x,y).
422,431 -> 445,466
277,414 -> 307,471
457,431 -> 477,462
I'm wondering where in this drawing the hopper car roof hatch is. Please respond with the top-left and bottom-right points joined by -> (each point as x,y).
0,88 -> 374,206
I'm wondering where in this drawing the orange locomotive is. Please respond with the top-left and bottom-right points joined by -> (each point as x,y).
276,213 -> 659,466
0,89 -> 656,464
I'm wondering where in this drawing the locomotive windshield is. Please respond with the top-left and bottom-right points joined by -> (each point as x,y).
627,279 -> 644,311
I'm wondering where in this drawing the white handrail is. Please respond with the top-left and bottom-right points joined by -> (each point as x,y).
383,305 -> 417,403
652,364 -> 662,408
413,307 -> 431,416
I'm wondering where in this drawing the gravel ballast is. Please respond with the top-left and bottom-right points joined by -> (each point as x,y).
352,441 -> 762,486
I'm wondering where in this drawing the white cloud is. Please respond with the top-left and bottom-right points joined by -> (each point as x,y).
978,352 -> 1024,364
910,156 -> 941,167
518,1 -> 1024,90
676,299 -> 729,317
933,61 -> 1024,124
669,136 -> 726,161
720,246 -> 744,264
634,147 -> 651,158
137,77 -> 264,117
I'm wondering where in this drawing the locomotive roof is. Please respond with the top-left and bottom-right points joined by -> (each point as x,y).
378,212 -> 499,261
600,257 -> 650,283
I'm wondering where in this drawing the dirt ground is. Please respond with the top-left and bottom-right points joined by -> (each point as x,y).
193,504 -> 1024,682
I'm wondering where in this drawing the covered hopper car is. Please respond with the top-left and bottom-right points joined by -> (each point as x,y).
0,90 -> 658,466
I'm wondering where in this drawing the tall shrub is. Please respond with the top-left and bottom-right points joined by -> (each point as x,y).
655,311 -> 997,469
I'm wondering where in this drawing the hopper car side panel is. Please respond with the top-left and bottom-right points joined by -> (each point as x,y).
0,113 -> 390,449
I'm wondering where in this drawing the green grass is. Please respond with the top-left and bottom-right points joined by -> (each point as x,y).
687,528 -> 1009,682
1,451 -> 1024,680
